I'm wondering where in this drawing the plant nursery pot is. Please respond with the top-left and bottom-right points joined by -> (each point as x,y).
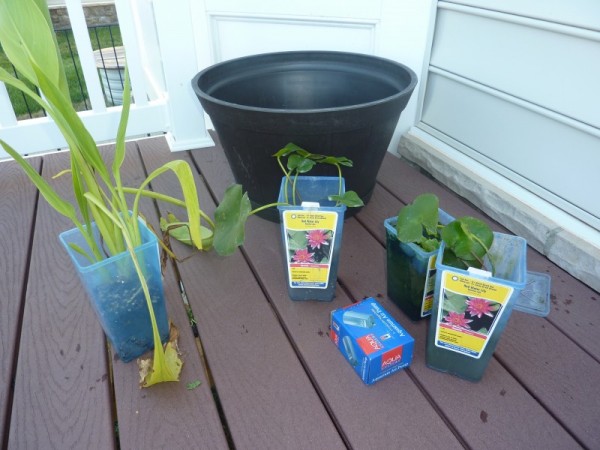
426,232 -> 528,382
59,217 -> 169,362
384,210 -> 454,321
277,176 -> 346,301
192,51 -> 418,222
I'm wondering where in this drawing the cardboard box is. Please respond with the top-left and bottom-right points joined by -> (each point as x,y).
330,298 -> 414,384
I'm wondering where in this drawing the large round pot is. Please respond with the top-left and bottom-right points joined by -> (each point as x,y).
192,51 -> 418,221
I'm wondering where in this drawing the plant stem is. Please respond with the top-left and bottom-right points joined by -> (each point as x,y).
249,202 -> 288,216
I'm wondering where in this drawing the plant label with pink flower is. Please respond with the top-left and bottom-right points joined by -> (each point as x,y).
433,272 -> 514,358
282,210 -> 338,289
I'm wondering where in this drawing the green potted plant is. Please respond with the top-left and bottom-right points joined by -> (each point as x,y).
425,231 -> 529,382
398,196 -> 550,382
274,143 -> 363,301
385,193 -> 495,320
384,194 -> 454,320
0,0 -> 215,387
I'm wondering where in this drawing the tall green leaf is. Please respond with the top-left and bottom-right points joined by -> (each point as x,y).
0,139 -> 78,221
132,160 -> 203,250
0,0 -> 63,93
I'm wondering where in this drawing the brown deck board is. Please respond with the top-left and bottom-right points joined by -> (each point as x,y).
109,142 -> 229,449
138,138 -> 345,449
2,134 -> 597,449
0,159 -> 40,442
8,151 -> 114,449
188,139 -> 466,449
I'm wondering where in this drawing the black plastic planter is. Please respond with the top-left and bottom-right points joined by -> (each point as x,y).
192,51 -> 418,221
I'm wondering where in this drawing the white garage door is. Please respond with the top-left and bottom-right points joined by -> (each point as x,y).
419,0 -> 600,231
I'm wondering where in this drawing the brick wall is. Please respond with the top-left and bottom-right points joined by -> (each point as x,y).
50,4 -> 118,30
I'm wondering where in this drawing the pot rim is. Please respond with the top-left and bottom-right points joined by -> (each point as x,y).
192,50 -> 418,114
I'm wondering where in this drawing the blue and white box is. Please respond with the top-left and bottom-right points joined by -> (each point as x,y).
330,298 -> 414,385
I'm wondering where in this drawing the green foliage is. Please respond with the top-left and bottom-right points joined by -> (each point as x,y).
0,0 -> 203,386
186,380 -> 202,390
213,184 -> 253,256
395,193 -> 494,271
395,193 -> 440,252
273,142 -> 364,208
441,216 -> 494,269
0,22 -> 122,117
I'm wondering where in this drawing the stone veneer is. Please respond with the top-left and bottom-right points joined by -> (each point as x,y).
398,132 -> 600,293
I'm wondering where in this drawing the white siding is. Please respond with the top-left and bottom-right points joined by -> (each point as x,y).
419,1 -> 600,231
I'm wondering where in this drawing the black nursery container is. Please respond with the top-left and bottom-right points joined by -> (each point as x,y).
192,51 -> 418,221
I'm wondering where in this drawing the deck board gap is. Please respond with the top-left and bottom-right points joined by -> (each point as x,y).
2,164 -> 42,450
235,247 -> 352,449
404,368 -> 471,450
134,141 -> 236,447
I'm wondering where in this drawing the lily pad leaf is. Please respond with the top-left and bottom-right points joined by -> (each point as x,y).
443,291 -> 469,314
213,184 -> 252,256
287,154 -> 316,174
442,217 -> 493,268
329,191 -> 364,208
396,193 -> 440,243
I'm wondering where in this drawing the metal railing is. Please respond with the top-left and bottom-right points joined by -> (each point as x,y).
1,23 -> 123,120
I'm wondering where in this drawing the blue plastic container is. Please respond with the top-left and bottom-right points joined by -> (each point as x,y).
384,210 -> 454,321
426,232 -> 528,381
277,176 -> 346,301
59,217 -> 169,362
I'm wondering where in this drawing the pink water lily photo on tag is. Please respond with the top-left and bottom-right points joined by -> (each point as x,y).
440,291 -> 502,336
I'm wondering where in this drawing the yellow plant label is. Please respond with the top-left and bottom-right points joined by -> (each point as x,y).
282,210 -> 338,289
433,271 -> 514,359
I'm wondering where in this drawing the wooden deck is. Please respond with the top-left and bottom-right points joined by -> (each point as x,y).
1,134 -> 598,449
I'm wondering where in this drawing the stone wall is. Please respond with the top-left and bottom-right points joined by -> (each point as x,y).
50,4 -> 118,30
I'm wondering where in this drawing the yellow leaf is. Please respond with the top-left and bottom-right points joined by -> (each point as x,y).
138,323 -> 184,388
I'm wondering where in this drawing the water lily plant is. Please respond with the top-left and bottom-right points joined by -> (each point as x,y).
166,143 -> 365,256
273,143 -> 364,208
0,0 -> 210,387
395,193 -> 494,271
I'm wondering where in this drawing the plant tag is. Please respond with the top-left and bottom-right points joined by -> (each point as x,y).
433,271 -> 514,359
301,201 -> 320,209
282,210 -> 337,289
420,254 -> 438,317
467,267 -> 492,278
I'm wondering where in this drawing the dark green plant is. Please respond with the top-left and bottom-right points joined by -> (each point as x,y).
395,193 -> 494,271
273,143 -> 364,208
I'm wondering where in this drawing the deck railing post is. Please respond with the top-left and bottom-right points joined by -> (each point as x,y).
152,0 -> 214,151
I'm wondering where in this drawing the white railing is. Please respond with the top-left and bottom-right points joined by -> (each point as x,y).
0,0 -> 213,160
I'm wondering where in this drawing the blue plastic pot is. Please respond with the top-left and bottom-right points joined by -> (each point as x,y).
277,176 -> 346,301
384,209 -> 454,321
426,232 -> 528,381
59,217 -> 169,362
